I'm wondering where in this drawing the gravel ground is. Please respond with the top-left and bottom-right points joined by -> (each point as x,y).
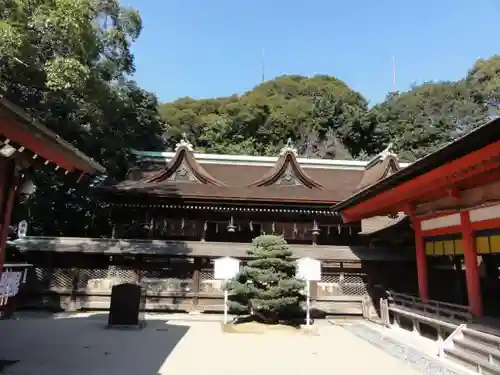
0,312 -> 426,375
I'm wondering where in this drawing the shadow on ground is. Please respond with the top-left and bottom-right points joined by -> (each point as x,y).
0,313 -> 189,375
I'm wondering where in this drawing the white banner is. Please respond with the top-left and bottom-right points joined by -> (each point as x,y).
0,271 -> 22,297
214,257 -> 240,280
296,257 -> 321,281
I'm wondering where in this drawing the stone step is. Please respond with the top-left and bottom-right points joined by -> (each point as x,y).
454,337 -> 500,366
445,347 -> 500,375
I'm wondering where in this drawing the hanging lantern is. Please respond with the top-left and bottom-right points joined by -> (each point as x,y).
227,216 -> 236,232
272,222 -> 276,234
312,220 -> 320,236
249,221 -> 254,231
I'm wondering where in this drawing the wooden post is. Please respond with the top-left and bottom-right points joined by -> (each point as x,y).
309,280 -> 318,310
0,161 -> 17,275
0,159 -> 7,224
460,211 -> 483,317
69,267 -> 80,311
453,256 -> 465,305
134,255 -> 142,283
192,258 -> 202,312
412,218 -> 429,302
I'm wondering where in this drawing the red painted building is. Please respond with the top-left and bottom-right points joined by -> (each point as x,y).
0,96 -> 105,274
334,118 -> 500,317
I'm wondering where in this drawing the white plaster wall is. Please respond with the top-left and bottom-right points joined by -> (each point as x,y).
420,214 -> 461,231
469,203 -> 500,223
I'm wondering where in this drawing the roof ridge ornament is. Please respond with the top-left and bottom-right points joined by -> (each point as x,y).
364,142 -> 398,170
175,133 -> 194,152
279,138 -> 298,156
380,142 -> 396,159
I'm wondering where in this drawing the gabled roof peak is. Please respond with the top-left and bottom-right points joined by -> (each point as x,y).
366,142 -> 399,169
248,151 -> 325,189
354,143 -> 401,193
279,138 -> 298,156
141,145 -> 226,187
174,134 -> 194,152
379,142 -> 397,159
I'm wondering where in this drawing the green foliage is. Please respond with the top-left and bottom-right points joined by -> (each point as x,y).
160,75 -> 371,158
1,0 -> 163,236
228,235 -> 305,322
467,56 -> 500,116
372,81 -> 486,161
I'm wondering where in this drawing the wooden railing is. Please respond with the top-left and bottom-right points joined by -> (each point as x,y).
387,291 -> 473,323
380,291 -> 473,342
17,265 -> 370,315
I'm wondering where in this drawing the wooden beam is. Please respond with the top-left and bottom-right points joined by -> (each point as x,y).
415,179 -> 500,217
0,118 -> 77,172
402,202 -> 415,216
76,172 -> 86,184
447,187 -> 461,200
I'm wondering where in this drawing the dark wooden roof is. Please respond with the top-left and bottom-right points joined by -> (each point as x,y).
13,236 -> 416,262
100,142 -> 366,204
247,151 -> 325,189
355,153 -> 400,192
333,117 -> 500,212
106,183 -> 356,203
0,96 -> 105,175
360,214 -> 409,235
142,147 -> 226,186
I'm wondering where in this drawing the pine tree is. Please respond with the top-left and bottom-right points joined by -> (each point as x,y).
228,235 -> 305,323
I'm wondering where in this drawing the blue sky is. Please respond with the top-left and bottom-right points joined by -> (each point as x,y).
123,0 -> 500,105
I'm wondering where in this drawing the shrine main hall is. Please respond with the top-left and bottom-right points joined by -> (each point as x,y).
14,137 -> 417,315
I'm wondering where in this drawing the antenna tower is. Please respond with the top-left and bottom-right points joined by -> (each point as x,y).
260,48 -> 265,83
392,56 -> 397,93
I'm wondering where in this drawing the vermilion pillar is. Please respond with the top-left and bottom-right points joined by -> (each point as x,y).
413,218 -> 429,302
460,211 -> 483,316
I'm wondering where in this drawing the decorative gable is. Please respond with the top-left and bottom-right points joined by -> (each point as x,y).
382,158 -> 399,178
167,161 -> 199,182
141,137 -> 225,186
355,143 -> 401,192
274,163 -> 303,186
248,139 -> 324,189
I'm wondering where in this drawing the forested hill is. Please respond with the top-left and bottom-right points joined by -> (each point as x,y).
159,56 -> 500,162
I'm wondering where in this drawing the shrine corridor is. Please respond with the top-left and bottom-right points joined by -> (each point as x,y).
0,313 -> 442,375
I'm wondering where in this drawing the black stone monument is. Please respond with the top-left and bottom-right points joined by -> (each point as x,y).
107,283 -> 145,329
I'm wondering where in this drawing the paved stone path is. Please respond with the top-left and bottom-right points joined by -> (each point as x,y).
0,313 -> 423,375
